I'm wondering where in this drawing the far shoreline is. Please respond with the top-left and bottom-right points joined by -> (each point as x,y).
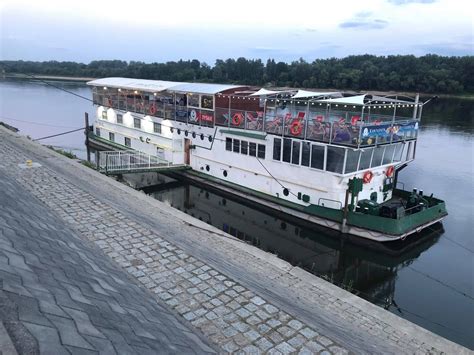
2,73 -> 473,100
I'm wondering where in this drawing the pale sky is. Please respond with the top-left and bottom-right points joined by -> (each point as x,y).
0,0 -> 472,63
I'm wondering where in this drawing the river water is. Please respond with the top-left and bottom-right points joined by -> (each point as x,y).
0,78 -> 472,349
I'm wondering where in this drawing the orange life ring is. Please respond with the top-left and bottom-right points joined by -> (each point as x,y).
149,104 -> 157,115
386,166 -> 394,177
232,113 -> 243,126
363,171 -> 373,184
290,121 -> 303,135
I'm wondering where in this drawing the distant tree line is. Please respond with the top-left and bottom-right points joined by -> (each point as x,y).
1,54 -> 473,94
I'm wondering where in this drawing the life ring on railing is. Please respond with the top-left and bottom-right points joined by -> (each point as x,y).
386,166 -> 394,177
149,104 -> 157,115
363,171 -> 373,184
290,121 -> 303,136
232,113 -> 243,126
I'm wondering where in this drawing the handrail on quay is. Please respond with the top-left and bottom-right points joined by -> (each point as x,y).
98,150 -> 171,174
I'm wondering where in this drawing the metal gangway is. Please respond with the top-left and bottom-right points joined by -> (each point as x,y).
98,150 -> 187,175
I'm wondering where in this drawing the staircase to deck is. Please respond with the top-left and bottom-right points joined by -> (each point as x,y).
98,150 -> 188,175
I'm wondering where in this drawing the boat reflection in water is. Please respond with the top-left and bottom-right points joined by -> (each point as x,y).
135,173 -> 442,310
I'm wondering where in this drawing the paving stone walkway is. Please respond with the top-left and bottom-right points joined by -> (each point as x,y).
0,127 -> 468,355
0,173 -> 215,354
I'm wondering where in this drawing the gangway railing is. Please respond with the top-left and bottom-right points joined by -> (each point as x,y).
98,150 -> 173,174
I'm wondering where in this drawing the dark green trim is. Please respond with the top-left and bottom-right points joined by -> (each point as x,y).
347,203 -> 447,235
219,129 -> 267,141
181,170 -> 447,237
104,165 -> 190,175
88,132 -> 130,151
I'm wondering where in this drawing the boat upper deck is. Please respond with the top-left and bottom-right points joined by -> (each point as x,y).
88,77 -> 423,148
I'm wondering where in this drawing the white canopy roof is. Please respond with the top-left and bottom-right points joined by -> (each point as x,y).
316,94 -> 367,106
292,90 -> 341,99
366,95 -> 414,105
315,94 -> 415,106
87,77 -> 243,95
87,77 -> 183,92
249,88 -> 289,96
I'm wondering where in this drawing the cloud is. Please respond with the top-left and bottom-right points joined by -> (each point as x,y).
355,11 -> 372,18
339,19 -> 389,29
388,0 -> 436,5
414,41 -> 474,56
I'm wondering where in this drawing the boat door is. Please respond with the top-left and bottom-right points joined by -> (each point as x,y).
184,138 -> 191,165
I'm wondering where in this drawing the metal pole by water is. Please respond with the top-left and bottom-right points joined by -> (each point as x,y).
85,112 -> 90,162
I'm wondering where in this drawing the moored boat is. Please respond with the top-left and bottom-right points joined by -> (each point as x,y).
87,77 -> 447,242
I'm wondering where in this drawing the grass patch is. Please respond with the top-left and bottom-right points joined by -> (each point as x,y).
47,146 -> 77,159
81,160 -> 96,170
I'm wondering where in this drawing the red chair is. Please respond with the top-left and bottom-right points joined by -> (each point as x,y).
296,111 -> 306,120
351,115 -> 361,126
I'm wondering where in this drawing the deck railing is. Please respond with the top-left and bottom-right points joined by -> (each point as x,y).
98,150 -> 171,174
94,95 -> 419,147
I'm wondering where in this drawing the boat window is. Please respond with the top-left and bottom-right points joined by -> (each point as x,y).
301,142 -> 310,167
109,132 -> 114,142
249,142 -> 257,156
291,141 -> 300,165
371,146 -> 385,168
102,110 -> 107,119
359,148 -> 373,170
393,143 -> 405,162
187,94 -> 199,108
176,93 -> 187,106
233,139 -> 240,153
282,138 -> 291,163
226,138 -> 232,151
116,114 -> 123,124
382,144 -> 396,165
310,144 -> 324,170
241,141 -> 248,155
345,149 -> 360,173
95,127 -> 101,136
326,146 -> 345,173
273,138 -> 282,161
257,144 -> 266,159
201,95 -> 214,110
134,117 -> 141,129
125,137 -> 131,147
153,122 -> 161,134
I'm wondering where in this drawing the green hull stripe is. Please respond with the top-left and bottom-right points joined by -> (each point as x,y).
183,171 -> 446,236
89,133 -> 130,150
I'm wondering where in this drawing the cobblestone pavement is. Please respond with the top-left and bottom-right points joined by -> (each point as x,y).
0,172 -> 215,354
0,127 -> 468,355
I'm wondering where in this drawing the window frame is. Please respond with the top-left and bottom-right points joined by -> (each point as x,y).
257,144 -> 266,159
233,139 -> 240,153
249,142 -> 257,157
133,117 -> 141,129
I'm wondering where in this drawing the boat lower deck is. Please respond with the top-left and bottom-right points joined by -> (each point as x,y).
169,170 -> 447,242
